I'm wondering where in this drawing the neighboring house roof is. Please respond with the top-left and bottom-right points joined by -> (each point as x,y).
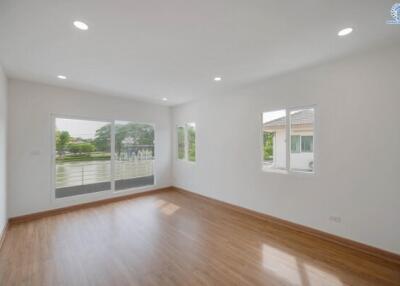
264,109 -> 314,129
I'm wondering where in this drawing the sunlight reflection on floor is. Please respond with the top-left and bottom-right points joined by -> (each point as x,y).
262,244 -> 302,285
155,199 -> 180,216
161,203 -> 180,215
304,263 -> 343,286
262,244 -> 343,286
154,199 -> 166,208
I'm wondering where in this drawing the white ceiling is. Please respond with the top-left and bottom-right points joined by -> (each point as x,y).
0,0 -> 399,105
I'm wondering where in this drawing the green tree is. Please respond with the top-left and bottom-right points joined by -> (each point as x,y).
187,127 -> 196,162
67,143 -> 81,155
56,130 -> 71,157
113,123 -> 154,156
94,124 -> 111,152
79,143 -> 95,154
93,123 -> 154,157
68,143 -> 95,155
263,132 -> 274,161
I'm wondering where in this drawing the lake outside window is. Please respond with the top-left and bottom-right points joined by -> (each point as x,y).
54,117 -> 155,199
114,121 -> 154,191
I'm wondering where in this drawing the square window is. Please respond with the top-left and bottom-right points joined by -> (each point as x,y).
262,106 -> 315,174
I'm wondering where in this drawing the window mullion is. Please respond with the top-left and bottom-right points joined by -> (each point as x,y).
286,109 -> 291,171
300,135 -> 303,153
111,121 -> 116,192
185,125 -> 188,160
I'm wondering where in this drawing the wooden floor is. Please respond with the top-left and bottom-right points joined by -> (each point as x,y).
0,189 -> 399,286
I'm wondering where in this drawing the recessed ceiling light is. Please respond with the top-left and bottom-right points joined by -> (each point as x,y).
73,21 -> 89,30
57,75 -> 67,80
162,97 -> 168,101
214,76 -> 222,81
338,27 -> 353,37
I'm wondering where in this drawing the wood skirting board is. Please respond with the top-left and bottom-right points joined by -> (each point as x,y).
9,186 -> 173,224
172,187 -> 400,266
0,222 -> 8,250
6,185 -> 400,266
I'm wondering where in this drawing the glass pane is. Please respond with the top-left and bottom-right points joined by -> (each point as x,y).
301,136 -> 313,152
186,123 -> 196,162
177,126 -> 185,159
114,121 -> 155,191
55,118 -> 111,198
291,135 -> 300,153
290,108 -> 315,172
263,110 -> 287,171
263,132 -> 274,161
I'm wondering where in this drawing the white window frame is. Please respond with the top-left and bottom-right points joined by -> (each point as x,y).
290,135 -> 301,153
176,122 -> 196,164
261,105 -> 316,175
291,135 -> 314,154
299,135 -> 313,153
186,122 -> 196,163
50,114 -> 157,203
176,125 -> 186,160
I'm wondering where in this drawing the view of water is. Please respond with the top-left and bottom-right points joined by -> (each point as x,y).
56,160 -> 153,188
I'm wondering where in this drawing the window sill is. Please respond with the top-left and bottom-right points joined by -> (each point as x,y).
177,159 -> 196,165
289,169 -> 315,176
262,165 -> 288,174
262,165 -> 315,176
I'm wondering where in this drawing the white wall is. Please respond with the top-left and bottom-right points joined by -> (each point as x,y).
7,79 -> 172,217
172,45 -> 400,254
0,65 -> 7,233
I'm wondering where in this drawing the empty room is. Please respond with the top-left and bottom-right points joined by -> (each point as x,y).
0,1 -> 399,285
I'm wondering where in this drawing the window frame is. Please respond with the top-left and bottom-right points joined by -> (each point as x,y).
176,122 -> 196,164
290,135 -> 301,153
300,135 -> 313,153
186,122 -> 196,162
50,113 -> 157,203
261,105 -> 316,175
177,125 -> 186,160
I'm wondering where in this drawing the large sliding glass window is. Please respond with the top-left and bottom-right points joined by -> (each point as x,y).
55,118 -> 111,198
114,121 -> 155,191
54,117 -> 155,198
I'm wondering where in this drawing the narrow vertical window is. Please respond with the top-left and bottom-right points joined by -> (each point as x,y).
177,126 -> 185,159
263,110 -> 287,171
186,123 -> 196,162
114,121 -> 155,191
55,118 -> 111,198
290,108 -> 315,172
